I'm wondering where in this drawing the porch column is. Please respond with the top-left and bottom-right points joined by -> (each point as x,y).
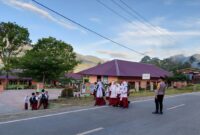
135,81 -> 139,92
150,82 -> 154,91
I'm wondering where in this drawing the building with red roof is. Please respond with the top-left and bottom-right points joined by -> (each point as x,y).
78,59 -> 171,90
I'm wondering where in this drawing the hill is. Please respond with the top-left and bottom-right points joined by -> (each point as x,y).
74,54 -> 104,72
140,54 -> 200,72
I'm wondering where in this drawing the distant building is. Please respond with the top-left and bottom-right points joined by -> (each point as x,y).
65,73 -> 83,81
78,59 -> 171,90
0,75 -> 32,91
177,68 -> 200,83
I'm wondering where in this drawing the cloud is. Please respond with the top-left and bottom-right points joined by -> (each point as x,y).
88,20 -> 200,61
1,0 -> 82,31
97,50 -> 130,59
163,0 -> 200,6
89,17 -> 101,23
174,18 -> 200,29
96,50 -> 143,61
116,21 -> 200,48
185,0 -> 200,6
163,0 -> 175,5
150,17 -> 167,25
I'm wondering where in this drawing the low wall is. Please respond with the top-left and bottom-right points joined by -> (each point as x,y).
0,89 -> 62,109
173,81 -> 187,88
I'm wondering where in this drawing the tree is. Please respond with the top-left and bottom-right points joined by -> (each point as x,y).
19,37 -> 78,83
0,22 -> 30,87
97,62 -> 102,65
140,56 -> 151,63
189,56 -> 196,63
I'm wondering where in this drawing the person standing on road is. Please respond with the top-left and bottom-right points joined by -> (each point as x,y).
116,83 -> 122,107
109,81 -> 118,106
38,89 -> 48,109
93,82 -> 97,100
95,81 -> 106,106
29,92 -> 38,110
45,90 -> 49,109
153,77 -> 166,114
105,83 -> 111,100
121,81 -> 129,108
24,95 -> 29,110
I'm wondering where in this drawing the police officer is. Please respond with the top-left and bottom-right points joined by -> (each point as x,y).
153,77 -> 166,114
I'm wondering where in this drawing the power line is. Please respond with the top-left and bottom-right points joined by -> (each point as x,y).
96,0 -> 133,24
32,0 -> 146,56
96,0 -> 168,43
96,0 -> 152,34
111,0 -> 147,25
118,0 -> 176,41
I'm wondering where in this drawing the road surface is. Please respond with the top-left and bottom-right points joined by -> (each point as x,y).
0,92 -> 200,135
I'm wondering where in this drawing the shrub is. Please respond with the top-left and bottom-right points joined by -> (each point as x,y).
61,87 -> 74,98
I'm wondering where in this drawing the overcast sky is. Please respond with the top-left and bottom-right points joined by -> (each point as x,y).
1,0 -> 200,61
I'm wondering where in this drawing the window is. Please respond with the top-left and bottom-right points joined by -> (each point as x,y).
102,76 -> 108,84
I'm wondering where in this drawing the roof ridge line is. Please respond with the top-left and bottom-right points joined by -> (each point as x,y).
114,59 -> 120,76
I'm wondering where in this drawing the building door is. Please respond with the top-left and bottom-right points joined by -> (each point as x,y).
97,76 -> 101,82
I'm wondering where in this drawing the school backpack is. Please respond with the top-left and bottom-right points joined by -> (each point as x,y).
29,96 -> 37,104
41,93 -> 47,101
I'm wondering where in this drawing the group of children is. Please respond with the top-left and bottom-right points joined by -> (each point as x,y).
94,81 -> 129,108
24,89 -> 49,110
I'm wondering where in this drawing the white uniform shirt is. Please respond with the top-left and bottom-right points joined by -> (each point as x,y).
24,96 -> 29,103
110,84 -> 117,98
96,82 -> 103,98
116,84 -> 121,95
105,87 -> 110,97
121,86 -> 128,98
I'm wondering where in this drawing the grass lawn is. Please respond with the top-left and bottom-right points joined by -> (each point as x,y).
130,84 -> 200,97
49,96 -> 95,109
49,84 -> 200,109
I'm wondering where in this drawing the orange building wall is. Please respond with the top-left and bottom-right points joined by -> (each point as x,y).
140,81 -> 147,89
89,76 -> 97,83
108,76 -> 118,83
0,85 -> 4,92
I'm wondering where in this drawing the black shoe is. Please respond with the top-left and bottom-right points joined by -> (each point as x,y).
159,112 -> 163,115
152,111 -> 159,114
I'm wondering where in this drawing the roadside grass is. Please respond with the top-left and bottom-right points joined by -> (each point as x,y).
130,84 -> 200,98
49,96 -> 95,109
49,84 -> 200,109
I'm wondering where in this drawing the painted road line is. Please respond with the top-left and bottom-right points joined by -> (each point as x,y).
0,106 -> 106,125
167,104 -> 185,110
76,127 -> 104,135
131,92 -> 194,104
0,92 -> 194,125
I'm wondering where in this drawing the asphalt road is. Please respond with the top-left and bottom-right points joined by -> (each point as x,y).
0,92 -> 200,135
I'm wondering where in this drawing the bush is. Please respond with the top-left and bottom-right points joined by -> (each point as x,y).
61,87 -> 74,98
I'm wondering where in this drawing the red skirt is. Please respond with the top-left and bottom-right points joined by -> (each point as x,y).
122,97 -> 129,108
109,98 -> 118,106
95,97 -> 106,106
106,97 -> 110,100
24,103 -> 28,110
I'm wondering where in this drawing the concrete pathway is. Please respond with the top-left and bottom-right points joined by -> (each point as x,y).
0,89 -> 62,115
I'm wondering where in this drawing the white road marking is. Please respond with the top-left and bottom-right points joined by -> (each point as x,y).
76,127 -> 104,135
131,92 -> 194,104
0,106 -> 106,125
167,104 -> 185,110
0,92 -> 194,125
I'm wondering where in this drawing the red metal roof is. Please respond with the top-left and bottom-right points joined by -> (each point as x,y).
0,75 -> 32,80
78,59 -> 170,78
65,73 -> 82,80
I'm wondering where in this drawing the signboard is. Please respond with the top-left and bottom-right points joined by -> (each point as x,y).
142,73 -> 150,80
